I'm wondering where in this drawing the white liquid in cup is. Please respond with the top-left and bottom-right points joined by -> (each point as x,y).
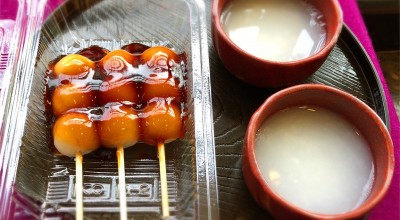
255,105 -> 374,214
221,0 -> 327,62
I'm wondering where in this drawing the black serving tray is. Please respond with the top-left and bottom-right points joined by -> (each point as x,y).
205,0 -> 389,218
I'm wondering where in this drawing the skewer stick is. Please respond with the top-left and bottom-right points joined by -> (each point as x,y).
75,151 -> 83,220
158,142 -> 170,217
117,145 -> 128,220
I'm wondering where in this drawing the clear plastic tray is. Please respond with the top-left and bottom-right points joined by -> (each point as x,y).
0,0 -> 219,219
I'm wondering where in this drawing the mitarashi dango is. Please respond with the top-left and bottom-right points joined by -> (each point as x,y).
52,83 -> 96,117
98,105 -> 140,149
98,79 -> 138,106
53,112 -> 100,157
99,49 -> 134,74
141,46 -> 180,69
140,98 -> 182,146
53,54 -> 95,76
141,46 -> 181,102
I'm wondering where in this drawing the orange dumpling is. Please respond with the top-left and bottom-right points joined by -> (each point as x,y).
99,49 -> 134,74
98,105 -> 140,148
52,83 -> 96,116
53,54 -> 95,76
141,46 -> 180,68
142,72 -> 180,102
140,99 -> 182,146
98,80 -> 138,106
53,112 -> 100,157
141,46 -> 181,102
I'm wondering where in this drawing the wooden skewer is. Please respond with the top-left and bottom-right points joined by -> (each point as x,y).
75,151 -> 83,220
158,142 -> 170,217
117,145 -> 128,220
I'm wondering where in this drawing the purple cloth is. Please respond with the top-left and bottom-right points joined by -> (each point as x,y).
1,0 -> 399,219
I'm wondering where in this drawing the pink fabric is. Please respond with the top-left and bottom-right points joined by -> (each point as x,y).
338,1 -> 400,220
1,0 -> 399,219
0,0 -> 19,20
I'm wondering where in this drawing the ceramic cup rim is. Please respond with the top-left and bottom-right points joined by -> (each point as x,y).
212,0 -> 344,66
244,84 -> 395,219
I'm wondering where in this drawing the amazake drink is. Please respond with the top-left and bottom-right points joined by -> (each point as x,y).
254,105 -> 374,214
221,0 -> 327,62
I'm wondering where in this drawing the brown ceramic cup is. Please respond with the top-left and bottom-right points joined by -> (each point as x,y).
212,0 -> 343,88
242,84 -> 395,219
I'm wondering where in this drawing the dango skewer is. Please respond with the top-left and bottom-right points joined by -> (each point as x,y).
141,46 -> 183,217
98,105 -> 140,220
49,45 -> 184,219
97,50 -> 139,220
53,112 -> 100,220
141,99 -> 183,217
51,54 -> 99,219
